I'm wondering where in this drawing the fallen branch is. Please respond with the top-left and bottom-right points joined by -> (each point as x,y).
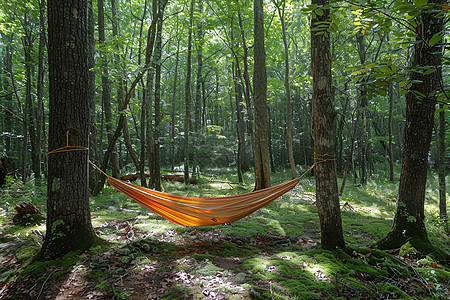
35,271 -> 54,300
111,274 -> 128,300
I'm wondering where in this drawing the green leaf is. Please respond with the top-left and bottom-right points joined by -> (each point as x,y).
315,8 -> 324,16
423,68 -> 436,75
435,107 -> 446,114
413,0 -> 427,7
406,216 -> 417,223
428,33 -> 441,46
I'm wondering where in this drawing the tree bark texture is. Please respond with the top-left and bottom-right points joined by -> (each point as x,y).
40,0 -> 98,259
148,0 -> 167,191
23,11 -> 41,180
311,0 -> 345,250
253,0 -> 270,190
184,0 -> 194,185
376,0 -> 444,250
87,0 -> 98,191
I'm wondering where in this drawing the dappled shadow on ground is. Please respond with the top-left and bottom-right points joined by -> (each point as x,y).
1,210 -> 449,299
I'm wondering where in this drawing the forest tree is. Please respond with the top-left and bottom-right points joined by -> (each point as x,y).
39,0 -> 99,259
310,0 -> 345,250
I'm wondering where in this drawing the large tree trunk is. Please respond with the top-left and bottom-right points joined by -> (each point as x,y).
39,0 -> 99,260
376,0 -> 444,251
311,0 -> 345,250
253,0 -> 270,190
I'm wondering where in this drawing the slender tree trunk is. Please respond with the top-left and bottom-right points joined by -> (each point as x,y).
231,18 -> 249,175
39,0 -> 99,259
35,4 -> 45,181
91,13 -> 158,195
146,65 -> 155,185
145,2 -> 157,190
111,0 -> 132,175
356,33 -> 368,185
233,60 -> 245,183
253,0 -> 270,190
336,95 -> 349,174
376,0 -> 445,251
21,89 -> 28,182
184,0 -> 195,185
268,107 -> 276,173
438,106 -> 448,233
148,0 -> 167,191
388,83 -> 394,183
98,0 -> 120,179
3,34 -> 14,154
276,1 -> 296,179
87,0 -> 98,191
21,10 -> 36,183
25,35 -> 37,181
137,0 -> 149,187
340,107 -> 360,195
311,0 -> 345,250
194,0 -> 203,132
236,0 -> 254,162
201,75 -> 207,128
171,18 -> 181,171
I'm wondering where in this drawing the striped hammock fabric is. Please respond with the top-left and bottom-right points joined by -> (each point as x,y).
106,176 -> 301,227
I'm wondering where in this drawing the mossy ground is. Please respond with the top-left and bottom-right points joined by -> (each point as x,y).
0,166 -> 449,299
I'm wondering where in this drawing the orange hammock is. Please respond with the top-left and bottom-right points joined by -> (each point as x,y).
106,175 -> 301,226
50,131 -> 325,227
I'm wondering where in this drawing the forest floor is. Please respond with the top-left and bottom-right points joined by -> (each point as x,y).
0,167 -> 449,299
